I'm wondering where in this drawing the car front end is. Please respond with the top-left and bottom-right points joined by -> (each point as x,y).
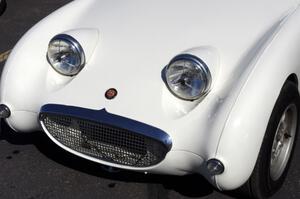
1,0 -> 299,191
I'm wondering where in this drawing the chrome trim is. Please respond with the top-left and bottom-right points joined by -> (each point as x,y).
47,34 -> 86,76
207,158 -> 225,175
39,104 -> 173,151
165,54 -> 212,101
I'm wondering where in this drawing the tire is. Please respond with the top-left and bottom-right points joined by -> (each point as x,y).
0,119 -> 2,138
239,81 -> 300,199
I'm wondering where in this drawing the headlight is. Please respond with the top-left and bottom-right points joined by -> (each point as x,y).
47,34 -> 85,76
165,54 -> 212,100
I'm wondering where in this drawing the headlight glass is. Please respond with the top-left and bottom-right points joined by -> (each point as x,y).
165,54 -> 211,100
47,34 -> 85,76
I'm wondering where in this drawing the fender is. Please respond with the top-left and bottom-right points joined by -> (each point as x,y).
215,6 -> 300,190
0,0 -> 95,132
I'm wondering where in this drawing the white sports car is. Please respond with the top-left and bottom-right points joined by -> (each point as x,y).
1,0 -> 300,198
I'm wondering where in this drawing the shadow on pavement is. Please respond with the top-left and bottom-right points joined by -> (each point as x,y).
1,122 -> 217,198
0,0 -> 7,16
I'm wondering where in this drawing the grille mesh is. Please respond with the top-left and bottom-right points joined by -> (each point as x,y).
40,113 -> 168,167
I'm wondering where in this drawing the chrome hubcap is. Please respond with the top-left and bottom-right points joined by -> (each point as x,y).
270,104 -> 297,181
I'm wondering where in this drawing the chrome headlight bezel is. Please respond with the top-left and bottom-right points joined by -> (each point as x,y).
47,34 -> 85,76
165,54 -> 212,101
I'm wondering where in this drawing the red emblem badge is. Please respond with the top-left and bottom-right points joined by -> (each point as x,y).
105,88 -> 118,99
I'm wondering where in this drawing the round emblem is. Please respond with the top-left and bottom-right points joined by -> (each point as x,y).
105,88 -> 118,99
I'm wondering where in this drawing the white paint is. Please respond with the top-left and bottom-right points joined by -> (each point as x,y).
1,0 -> 300,190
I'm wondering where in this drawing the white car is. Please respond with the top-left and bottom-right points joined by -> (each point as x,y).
1,0 -> 300,198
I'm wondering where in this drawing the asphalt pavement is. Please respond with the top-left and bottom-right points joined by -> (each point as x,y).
0,1 -> 299,199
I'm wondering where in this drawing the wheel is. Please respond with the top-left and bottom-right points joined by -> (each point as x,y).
239,81 -> 299,199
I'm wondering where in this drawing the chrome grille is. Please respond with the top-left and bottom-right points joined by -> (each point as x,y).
40,113 -> 169,167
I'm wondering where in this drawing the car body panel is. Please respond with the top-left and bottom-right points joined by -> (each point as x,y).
215,8 -> 300,189
1,0 -> 300,190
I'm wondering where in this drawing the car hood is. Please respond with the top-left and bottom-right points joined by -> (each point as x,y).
3,0 -> 299,133
73,0 -> 297,82
44,0 -> 298,121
